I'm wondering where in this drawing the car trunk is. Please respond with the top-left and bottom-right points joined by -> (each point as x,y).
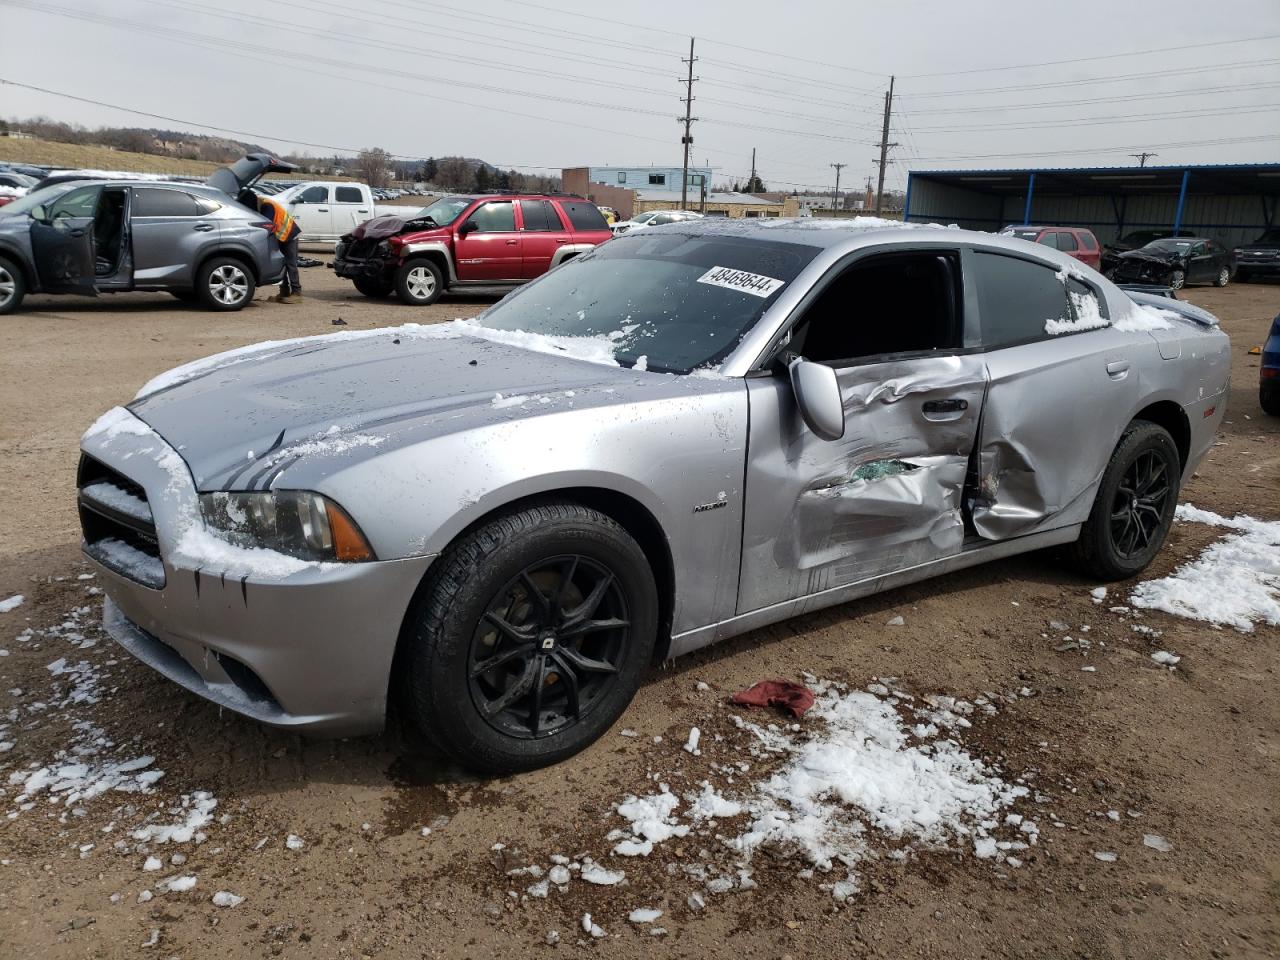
205,154 -> 299,199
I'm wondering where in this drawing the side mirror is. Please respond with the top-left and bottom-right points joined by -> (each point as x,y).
788,358 -> 845,441
458,220 -> 478,237
30,204 -> 47,222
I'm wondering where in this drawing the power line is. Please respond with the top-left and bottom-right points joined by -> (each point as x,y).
902,81 -> 1280,115
909,102 -> 1280,133
911,133 -> 1280,164
900,57 -> 1280,99
900,31 -> 1280,79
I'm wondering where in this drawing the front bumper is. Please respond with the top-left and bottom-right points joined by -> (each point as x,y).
1236,257 -> 1280,276
81,409 -> 435,736
1112,260 -> 1178,284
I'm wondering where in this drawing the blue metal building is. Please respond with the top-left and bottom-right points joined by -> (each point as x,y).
903,163 -> 1280,247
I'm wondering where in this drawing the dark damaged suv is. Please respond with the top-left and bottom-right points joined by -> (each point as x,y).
332,193 -> 613,305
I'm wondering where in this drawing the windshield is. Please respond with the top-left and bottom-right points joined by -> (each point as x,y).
416,196 -> 474,225
631,211 -> 660,224
1144,239 -> 1195,253
0,182 -> 76,218
472,232 -> 820,374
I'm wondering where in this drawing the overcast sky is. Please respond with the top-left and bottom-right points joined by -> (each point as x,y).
2,0 -> 1278,192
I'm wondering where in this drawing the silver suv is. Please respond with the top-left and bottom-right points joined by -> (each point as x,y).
0,154 -> 295,314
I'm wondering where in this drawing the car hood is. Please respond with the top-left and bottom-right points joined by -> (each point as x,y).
1238,241 -> 1280,252
205,154 -> 299,198
126,325 -> 700,491
347,213 -> 444,241
1117,249 -> 1184,264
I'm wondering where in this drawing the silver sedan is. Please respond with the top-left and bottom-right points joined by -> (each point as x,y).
79,219 -> 1229,772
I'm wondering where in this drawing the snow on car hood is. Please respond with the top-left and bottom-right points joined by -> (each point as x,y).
126,321 -> 702,491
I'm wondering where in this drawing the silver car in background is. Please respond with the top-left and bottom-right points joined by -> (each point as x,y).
78,219 -> 1229,773
0,154 -> 295,314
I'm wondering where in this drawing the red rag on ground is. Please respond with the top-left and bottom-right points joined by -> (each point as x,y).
729,680 -> 815,719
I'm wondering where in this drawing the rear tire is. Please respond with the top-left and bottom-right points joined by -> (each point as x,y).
353,277 -> 394,299
0,256 -> 25,315
401,502 -> 658,773
195,257 -> 255,311
1261,383 -> 1280,417
1071,421 -> 1180,581
1214,266 -> 1230,287
1168,269 -> 1185,290
394,258 -> 443,306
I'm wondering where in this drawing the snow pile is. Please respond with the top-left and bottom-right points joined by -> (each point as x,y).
131,792 -> 218,844
457,319 -> 621,367
0,594 -> 24,613
595,681 -> 1032,903
1046,270 -> 1109,335
1114,301 -> 1178,333
728,682 -> 1029,893
1131,505 -> 1280,631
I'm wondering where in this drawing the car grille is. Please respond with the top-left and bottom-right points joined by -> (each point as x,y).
1239,249 -> 1279,261
341,238 -> 382,260
1114,261 -> 1171,283
77,454 -> 166,589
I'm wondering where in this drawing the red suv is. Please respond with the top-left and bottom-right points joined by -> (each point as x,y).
999,225 -> 1101,269
333,194 -> 612,305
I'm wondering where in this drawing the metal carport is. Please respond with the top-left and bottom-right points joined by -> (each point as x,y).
903,163 -> 1280,247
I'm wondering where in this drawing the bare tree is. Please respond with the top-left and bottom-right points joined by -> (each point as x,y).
435,157 -> 472,190
355,148 -> 393,187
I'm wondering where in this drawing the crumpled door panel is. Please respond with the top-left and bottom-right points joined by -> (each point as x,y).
740,354 -> 986,613
972,332 -> 1140,540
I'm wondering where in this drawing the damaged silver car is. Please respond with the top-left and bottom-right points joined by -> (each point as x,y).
79,220 -> 1229,772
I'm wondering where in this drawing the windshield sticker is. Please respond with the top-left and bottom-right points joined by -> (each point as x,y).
696,265 -> 785,299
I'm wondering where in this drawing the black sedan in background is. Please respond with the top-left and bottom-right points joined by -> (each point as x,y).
1100,228 -> 1194,275
1109,237 -> 1234,290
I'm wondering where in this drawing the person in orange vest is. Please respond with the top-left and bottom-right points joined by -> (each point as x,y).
239,188 -> 303,303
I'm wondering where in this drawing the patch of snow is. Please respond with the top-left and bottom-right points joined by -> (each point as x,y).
212,891 -> 244,907
1131,505 -> 1280,631
0,594 -> 24,614
580,861 -> 626,886
683,726 -> 701,755
490,392 -> 529,409
1150,651 -> 1181,666
163,875 -> 197,892
1094,851 -> 1117,863
131,792 -> 217,844
1143,834 -> 1172,852
1090,587 -> 1108,603
143,856 -> 162,872
459,319 -> 620,367
582,913 -> 606,938
628,908 -> 663,923
886,615 -> 905,626
285,834 -> 305,850
1113,301 -> 1177,333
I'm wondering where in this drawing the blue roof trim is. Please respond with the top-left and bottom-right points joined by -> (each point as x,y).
909,163 -> 1280,176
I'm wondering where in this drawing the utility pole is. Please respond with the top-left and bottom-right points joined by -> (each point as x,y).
873,75 -> 899,216
749,147 -> 756,192
679,37 -> 698,211
1129,152 -> 1158,167
830,163 -> 846,215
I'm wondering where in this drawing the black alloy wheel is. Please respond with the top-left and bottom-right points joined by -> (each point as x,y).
468,555 -> 630,740
402,501 -> 658,773
1109,449 -> 1171,561
1071,420 -> 1180,580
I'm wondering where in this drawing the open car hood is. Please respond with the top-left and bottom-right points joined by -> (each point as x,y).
205,153 -> 298,197
349,213 -> 440,241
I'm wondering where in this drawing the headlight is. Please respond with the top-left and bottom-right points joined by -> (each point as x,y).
199,491 -> 375,562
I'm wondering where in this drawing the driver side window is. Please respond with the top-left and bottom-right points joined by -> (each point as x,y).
49,186 -> 102,220
466,201 -> 516,233
790,251 -> 963,365
296,185 -> 329,203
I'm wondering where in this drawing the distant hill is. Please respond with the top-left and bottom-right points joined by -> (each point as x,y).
0,137 -> 344,180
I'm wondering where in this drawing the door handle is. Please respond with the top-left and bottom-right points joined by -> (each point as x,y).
317,207 -> 329,212
506,239 -> 518,245
922,398 -> 967,413
67,228 -> 86,238
556,239 -> 568,244
1106,360 -> 1131,378
193,223 -> 214,232
357,208 -> 368,213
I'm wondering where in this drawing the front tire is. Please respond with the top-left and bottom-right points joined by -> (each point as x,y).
1214,266 -> 1230,287
394,258 -> 443,306
402,502 -> 658,773
196,257 -> 255,311
1071,421 -> 1180,581
1168,269 -> 1186,290
0,256 -> 26,315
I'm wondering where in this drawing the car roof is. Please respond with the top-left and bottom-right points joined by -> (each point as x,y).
1006,225 -> 1090,232
29,178 -> 235,201
648,216 -> 1025,253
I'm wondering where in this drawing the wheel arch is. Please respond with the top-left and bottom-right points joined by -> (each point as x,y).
398,245 -> 455,285
0,244 -> 35,290
1131,399 -> 1190,471
389,485 -> 677,713
196,246 -> 261,284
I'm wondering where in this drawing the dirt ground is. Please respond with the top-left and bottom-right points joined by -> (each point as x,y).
0,262 -> 1276,959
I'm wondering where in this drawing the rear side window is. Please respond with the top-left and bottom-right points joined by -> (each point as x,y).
1056,231 -> 1078,251
334,186 -> 363,203
519,200 -> 560,231
296,185 -> 329,203
1078,231 -> 1098,251
559,201 -> 608,231
974,252 -> 1071,349
131,189 -> 199,217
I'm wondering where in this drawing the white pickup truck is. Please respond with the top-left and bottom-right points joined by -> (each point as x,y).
273,181 -> 406,243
